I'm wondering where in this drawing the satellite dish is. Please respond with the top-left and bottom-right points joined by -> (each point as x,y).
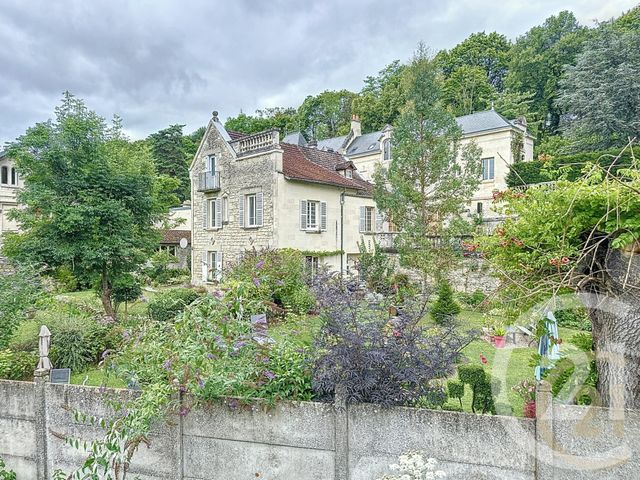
179,238 -> 188,249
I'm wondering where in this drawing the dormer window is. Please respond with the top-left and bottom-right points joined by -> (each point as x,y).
346,169 -> 353,179
11,168 -> 17,185
383,139 -> 392,161
0,166 -> 7,184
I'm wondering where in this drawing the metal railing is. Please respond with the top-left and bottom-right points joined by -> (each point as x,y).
198,171 -> 220,192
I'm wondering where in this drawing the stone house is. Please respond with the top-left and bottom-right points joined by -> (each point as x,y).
0,150 -> 21,247
189,112 -> 377,286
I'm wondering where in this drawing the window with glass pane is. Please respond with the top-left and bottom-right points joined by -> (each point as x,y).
482,158 -> 495,180
247,194 -> 257,226
307,201 -> 318,229
365,206 -> 374,232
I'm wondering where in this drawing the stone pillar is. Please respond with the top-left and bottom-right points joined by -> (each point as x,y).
334,387 -> 349,480
535,380 -> 554,480
34,369 -> 49,480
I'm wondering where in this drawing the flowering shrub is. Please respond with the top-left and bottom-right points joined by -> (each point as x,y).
311,272 -> 475,406
147,287 -> 200,322
376,450 -> 447,480
224,248 -> 316,315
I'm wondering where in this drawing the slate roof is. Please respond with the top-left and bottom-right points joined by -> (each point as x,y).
161,230 -> 191,245
456,110 -> 514,135
316,135 -> 347,152
227,130 -> 248,141
280,143 -> 372,192
282,131 -> 307,146
345,131 -> 384,157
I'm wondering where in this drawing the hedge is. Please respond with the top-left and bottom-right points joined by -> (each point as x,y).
506,148 -> 635,187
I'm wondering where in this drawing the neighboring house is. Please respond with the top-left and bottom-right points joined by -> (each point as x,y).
311,109 -> 534,228
159,203 -> 192,270
189,112 -> 376,286
0,150 -> 22,246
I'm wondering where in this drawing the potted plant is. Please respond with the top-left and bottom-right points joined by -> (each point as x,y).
492,324 -> 507,348
512,379 -> 537,418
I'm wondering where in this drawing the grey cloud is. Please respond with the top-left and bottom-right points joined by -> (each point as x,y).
0,0 -> 636,143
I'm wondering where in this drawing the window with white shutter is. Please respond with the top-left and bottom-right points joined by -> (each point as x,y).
205,251 -> 223,282
300,200 -> 307,230
203,201 -> 209,228
238,195 -> 245,227
376,210 -> 384,233
320,202 -> 327,231
214,198 -> 222,228
255,193 -> 263,227
359,206 -> 375,233
201,250 -> 209,282
244,193 -> 262,228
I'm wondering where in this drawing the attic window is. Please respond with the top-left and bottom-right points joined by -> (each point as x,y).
346,169 -> 353,179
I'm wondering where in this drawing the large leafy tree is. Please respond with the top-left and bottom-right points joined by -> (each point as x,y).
4,93 -> 178,319
557,29 -> 640,151
374,46 -> 482,281
480,145 -> 640,408
296,90 -> 357,140
505,11 -> 590,139
352,60 -> 407,132
442,65 -> 495,116
147,124 -> 191,204
436,31 -> 511,90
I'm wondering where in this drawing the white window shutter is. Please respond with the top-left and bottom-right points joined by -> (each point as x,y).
256,193 -> 263,227
376,209 -> 384,233
300,200 -> 307,230
359,206 -> 366,232
216,251 -> 223,275
490,159 -> 495,179
320,202 -> 327,231
201,251 -> 209,282
203,201 -> 209,228
238,195 -> 245,227
215,198 -> 222,228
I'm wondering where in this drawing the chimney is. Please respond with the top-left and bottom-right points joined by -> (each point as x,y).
350,115 -> 361,137
307,139 -> 318,148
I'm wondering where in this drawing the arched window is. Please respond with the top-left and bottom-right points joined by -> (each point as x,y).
0,166 -> 7,184
10,167 -> 17,185
383,139 -> 391,161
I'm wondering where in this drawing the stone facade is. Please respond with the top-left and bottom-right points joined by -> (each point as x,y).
189,115 -> 378,286
0,151 -> 21,243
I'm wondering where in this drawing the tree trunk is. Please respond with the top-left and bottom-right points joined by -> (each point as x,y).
579,246 -> 640,409
100,268 -> 117,321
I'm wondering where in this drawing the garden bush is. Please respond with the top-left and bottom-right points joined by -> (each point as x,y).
357,238 -> 395,294
143,251 -> 189,286
0,349 -> 38,381
311,273 -> 475,406
51,265 -> 80,293
224,248 -> 315,315
147,288 -> 200,322
447,379 -> 465,408
570,332 -> 593,352
457,364 -> 499,414
430,280 -> 461,324
0,266 -> 47,349
457,289 -> 487,308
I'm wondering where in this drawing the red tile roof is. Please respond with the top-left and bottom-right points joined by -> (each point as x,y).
161,230 -> 191,245
280,143 -> 372,192
227,130 -> 248,141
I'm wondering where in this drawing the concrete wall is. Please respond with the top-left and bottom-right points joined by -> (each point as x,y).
1,379 -> 639,480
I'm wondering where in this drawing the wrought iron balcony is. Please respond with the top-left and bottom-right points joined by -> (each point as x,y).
198,171 -> 220,192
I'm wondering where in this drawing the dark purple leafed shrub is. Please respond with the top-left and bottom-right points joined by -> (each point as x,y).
310,271 -> 476,407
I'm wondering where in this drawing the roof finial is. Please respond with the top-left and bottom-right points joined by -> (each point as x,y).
212,110 -> 219,122
490,101 -> 495,111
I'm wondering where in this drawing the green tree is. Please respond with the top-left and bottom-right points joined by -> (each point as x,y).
0,266 -> 46,348
436,31 -> 511,90
4,93 -> 178,319
557,29 -> 640,151
296,90 -> 357,140
505,11 -> 590,138
224,107 -> 298,137
147,124 -> 190,204
353,60 -> 407,132
373,46 -> 482,281
430,279 -> 461,324
442,65 -> 495,116
479,143 -> 640,408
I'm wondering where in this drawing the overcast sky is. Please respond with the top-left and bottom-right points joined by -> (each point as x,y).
0,0 -> 636,143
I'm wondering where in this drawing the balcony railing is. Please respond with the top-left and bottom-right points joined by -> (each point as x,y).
198,171 -> 220,192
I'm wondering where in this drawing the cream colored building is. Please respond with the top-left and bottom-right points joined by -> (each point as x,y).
315,110 -> 534,227
189,112 -> 377,286
0,151 -> 22,245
